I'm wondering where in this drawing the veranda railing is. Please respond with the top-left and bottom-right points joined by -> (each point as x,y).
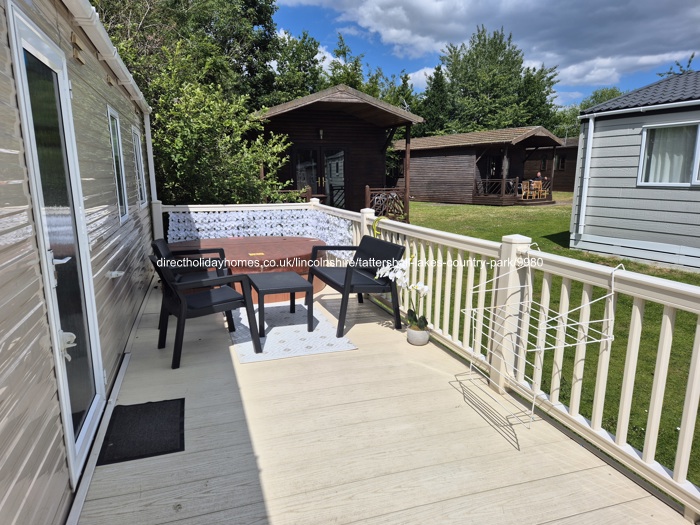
156,200 -> 700,520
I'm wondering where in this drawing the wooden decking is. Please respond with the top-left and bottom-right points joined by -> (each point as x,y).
76,286 -> 686,525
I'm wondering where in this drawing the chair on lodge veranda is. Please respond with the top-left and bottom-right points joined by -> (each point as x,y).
307,235 -> 406,337
149,255 -> 262,369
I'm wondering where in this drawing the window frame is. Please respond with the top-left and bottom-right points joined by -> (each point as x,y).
107,106 -> 128,222
131,126 -> 148,208
556,154 -> 566,171
636,121 -> 700,188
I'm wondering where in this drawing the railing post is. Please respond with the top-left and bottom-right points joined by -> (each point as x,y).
489,234 -> 532,394
309,197 -> 320,210
360,207 -> 376,241
151,199 -> 164,240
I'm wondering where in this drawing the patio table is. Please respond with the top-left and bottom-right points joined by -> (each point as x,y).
248,271 -> 314,337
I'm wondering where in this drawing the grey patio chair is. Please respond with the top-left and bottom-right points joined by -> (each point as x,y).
307,235 -> 405,337
152,238 -> 227,279
152,238 -> 229,330
149,255 -> 261,369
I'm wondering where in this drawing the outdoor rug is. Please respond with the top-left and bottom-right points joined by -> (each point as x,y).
96,398 -> 185,465
230,302 -> 356,363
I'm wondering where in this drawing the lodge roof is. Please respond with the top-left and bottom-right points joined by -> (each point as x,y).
393,126 -> 562,151
260,84 -> 423,128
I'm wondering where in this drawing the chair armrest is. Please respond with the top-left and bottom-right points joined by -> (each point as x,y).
310,245 -> 358,261
173,272 -> 249,290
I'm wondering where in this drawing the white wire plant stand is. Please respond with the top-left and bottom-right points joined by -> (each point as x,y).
459,258 -> 620,429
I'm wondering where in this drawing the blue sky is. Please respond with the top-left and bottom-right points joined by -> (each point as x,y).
275,0 -> 699,106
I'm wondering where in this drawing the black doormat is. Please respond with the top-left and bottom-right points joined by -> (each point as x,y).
97,398 -> 185,466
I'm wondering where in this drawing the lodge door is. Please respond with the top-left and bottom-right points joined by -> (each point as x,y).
10,6 -> 105,488
293,147 -> 347,208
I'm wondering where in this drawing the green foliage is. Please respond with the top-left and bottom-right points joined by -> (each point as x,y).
326,34 -> 366,90
414,65 -> 452,136
552,87 -> 626,140
265,31 -> 325,106
415,26 -> 558,136
580,86 -> 625,111
658,52 -> 695,77
152,79 -> 289,205
551,104 -> 582,140
407,309 -> 429,330
95,1 -> 293,206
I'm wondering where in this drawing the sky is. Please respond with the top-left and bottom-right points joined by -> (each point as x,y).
274,0 -> 700,106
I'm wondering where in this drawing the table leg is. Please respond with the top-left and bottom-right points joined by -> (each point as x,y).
290,292 -> 296,313
258,291 -> 266,338
306,290 -> 313,332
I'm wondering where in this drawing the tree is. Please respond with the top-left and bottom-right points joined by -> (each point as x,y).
580,86 -> 625,111
265,31 -> 325,106
552,87 -> 626,139
520,64 -> 558,129
95,0 -> 278,108
152,43 -> 290,204
439,26 -> 557,132
325,34 -> 366,90
323,34 -> 387,98
414,65 -> 452,136
95,1 -> 293,205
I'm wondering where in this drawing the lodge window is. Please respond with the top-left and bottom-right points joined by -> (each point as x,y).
132,127 -> 148,207
637,123 -> 700,186
540,156 -> 547,171
108,107 -> 128,221
556,154 -> 566,171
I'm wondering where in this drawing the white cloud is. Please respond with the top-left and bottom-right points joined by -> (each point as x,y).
316,45 -> 335,73
408,67 -> 434,91
279,0 -> 700,89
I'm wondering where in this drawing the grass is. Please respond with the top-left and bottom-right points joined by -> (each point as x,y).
410,193 -> 700,286
409,193 -> 700,486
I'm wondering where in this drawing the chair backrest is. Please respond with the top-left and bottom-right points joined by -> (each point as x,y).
152,238 -> 174,260
149,255 -> 183,304
532,180 -> 542,191
352,236 -> 406,278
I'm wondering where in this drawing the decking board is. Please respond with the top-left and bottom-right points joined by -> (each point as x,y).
77,288 -> 686,525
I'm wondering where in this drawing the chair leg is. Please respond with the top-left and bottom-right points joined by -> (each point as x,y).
158,306 -> 169,349
225,310 -> 235,332
306,274 -> 314,306
336,292 -> 350,338
171,316 -> 186,369
390,283 -> 402,330
357,293 -> 364,303
245,302 -> 263,353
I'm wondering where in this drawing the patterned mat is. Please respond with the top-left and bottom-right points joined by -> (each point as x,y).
230,302 -> 356,363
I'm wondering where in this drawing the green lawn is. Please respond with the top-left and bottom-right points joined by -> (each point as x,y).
410,193 -> 700,286
410,193 -> 700,486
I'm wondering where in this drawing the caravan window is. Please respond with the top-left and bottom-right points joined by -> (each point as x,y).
638,124 -> 700,186
108,107 -> 128,220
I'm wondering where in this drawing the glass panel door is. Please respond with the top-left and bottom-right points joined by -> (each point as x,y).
11,4 -> 105,488
24,50 -> 97,436
324,148 -> 345,208
294,149 -> 318,191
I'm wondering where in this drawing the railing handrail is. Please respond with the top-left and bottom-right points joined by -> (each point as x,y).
531,249 -> 700,315
161,202 -> 313,213
377,217 -> 502,258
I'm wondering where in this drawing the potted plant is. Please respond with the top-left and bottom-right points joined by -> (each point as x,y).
376,259 -> 431,346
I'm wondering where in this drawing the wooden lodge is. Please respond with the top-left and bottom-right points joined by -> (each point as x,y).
524,136 -> 579,192
262,84 -> 423,212
393,126 -> 563,206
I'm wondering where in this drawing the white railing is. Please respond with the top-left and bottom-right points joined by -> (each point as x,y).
155,201 -> 700,519
369,215 -> 700,521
